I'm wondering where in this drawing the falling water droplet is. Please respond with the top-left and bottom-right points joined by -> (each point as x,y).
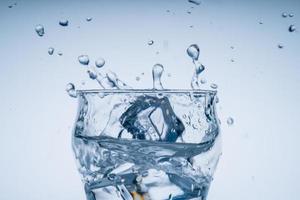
87,69 -> 97,80
282,12 -> 288,18
35,25 -> 45,37
231,59 -> 235,62
59,19 -> 69,26
188,0 -> 201,5
136,76 -> 140,81
148,40 -> 154,45
95,58 -> 105,68
289,25 -> 296,32
66,83 -> 77,98
167,73 -> 172,77
259,21 -> 263,25
78,55 -> 89,65
227,117 -> 234,126
187,44 -> 200,61
187,11 -> 192,14
152,63 -> 164,90
57,51 -> 63,56
48,47 -> 54,55
278,44 -> 284,49
210,83 -> 218,89
86,17 -> 92,22
289,13 -> 294,17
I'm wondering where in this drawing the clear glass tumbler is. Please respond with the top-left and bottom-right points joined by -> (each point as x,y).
72,89 -> 221,200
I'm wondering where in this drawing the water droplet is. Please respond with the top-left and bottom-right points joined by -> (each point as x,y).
66,83 -> 77,98
35,25 -> 45,37
95,58 -> 105,68
57,51 -> 63,56
259,21 -> 263,25
86,17 -> 92,22
230,46 -> 234,49
289,25 -> 296,32
289,13 -> 294,17
167,73 -> 172,77
48,47 -> 54,55
59,19 -> 69,26
166,10 -> 170,13
152,63 -> 164,89
189,25 -> 194,28
200,78 -> 206,84
187,44 -> 200,61
278,44 -> 284,49
148,40 -> 154,45
87,69 -> 97,80
227,117 -> 234,125
78,55 -> 89,65
136,76 -> 140,81
107,173 -> 116,181
187,11 -> 192,14
8,5 -> 13,8
188,0 -> 201,5
282,12 -> 288,18
231,59 -> 235,62
210,83 -> 218,89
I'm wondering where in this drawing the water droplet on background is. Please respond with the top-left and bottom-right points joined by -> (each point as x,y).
58,52 -> 63,56
282,12 -> 288,18
210,83 -> 218,89
59,19 -> 69,26
66,83 -> 77,98
86,17 -> 92,22
35,25 -> 45,37
187,44 -> 205,89
278,44 -> 284,49
48,47 -> 54,55
78,55 -> 89,65
95,58 -> 105,68
289,13 -> 294,17
136,76 -> 140,81
87,69 -> 97,80
187,44 -> 200,61
227,117 -> 234,126
200,78 -> 206,84
148,40 -> 154,45
188,0 -> 201,5
289,25 -> 296,32
152,63 -> 164,89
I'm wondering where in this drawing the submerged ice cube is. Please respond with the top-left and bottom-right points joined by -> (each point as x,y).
120,95 -> 185,142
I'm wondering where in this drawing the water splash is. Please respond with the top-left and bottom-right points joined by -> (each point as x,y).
78,55 -> 90,65
35,25 -> 45,37
59,19 -> 69,26
66,83 -> 77,98
289,25 -> 296,32
58,52 -> 63,56
48,47 -> 54,55
152,63 -> 164,89
187,44 -> 205,89
95,58 -> 105,68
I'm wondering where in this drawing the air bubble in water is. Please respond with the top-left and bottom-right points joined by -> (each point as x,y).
35,25 -> 45,37
210,83 -> 218,89
152,63 -> 164,89
95,58 -> 105,68
78,55 -> 89,65
187,44 -> 200,61
227,117 -> 234,126
188,0 -> 201,5
148,40 -> 154,45
86,17 -> 92,22
289,25 -> 296,32
282,12 -> 288,18
66,83 -> 77,98
59,19 -> 69,26
48,47 -> 54,55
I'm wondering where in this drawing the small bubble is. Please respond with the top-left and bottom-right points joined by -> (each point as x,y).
200,78 -> 206,84
187,44 -> 200,61
210,83 -> 218,89
95,58 -> 105,68
289,13 -> 294,17
66,83 -> 77,98
148,40 -> 154,45
57,52 -> 63,56
86,17 -> 92,22
59,19 -> 69,26
227,117 -> 234,126
48,47 -> 54,55
278,44 -> 284,49
188,0 -> 201,5
35,24 -> 45,37
289,25 -> 296,32
136,76 -> 140,81
78,55 -> 89,65
282,12 -> 288,18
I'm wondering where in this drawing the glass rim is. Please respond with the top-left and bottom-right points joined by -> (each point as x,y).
76,89 -> 217,95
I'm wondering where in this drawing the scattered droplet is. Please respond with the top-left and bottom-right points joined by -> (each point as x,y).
166,10 -> 170,13
289,13 -> 294,17
289,25 -> 296,32
95,58 -> 105,68
200,78 -> 206,84
189,25 -> 194,28
231,59 -> 235,62
86,17 -> 92,22
230,46 -> 234,49
58,52 -> 63,56
8,5 -> 13,8
259,21 -> 263,25
87,69 -> 97,80
35,25 -> 45,37
78,55 -> 89,65
278,44 -> 284,49
148,40 -> 154,45
59,19 -> 69,26
66,83 -> 77,98
187,44 -> 200,61
167,73 -> 172,77
48,47 -> 54,55
152,63 -> 164,89
136,76 -> 140,81
227,117 -> 234,126
187,11 -> 192,14
188,0 -> 201,5
282,12 -> 288,18
210,83 -> 218,89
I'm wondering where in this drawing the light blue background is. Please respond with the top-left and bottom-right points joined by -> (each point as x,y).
0,0 -> 300,199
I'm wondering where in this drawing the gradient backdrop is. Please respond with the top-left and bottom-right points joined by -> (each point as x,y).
0,0 -> 300,199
